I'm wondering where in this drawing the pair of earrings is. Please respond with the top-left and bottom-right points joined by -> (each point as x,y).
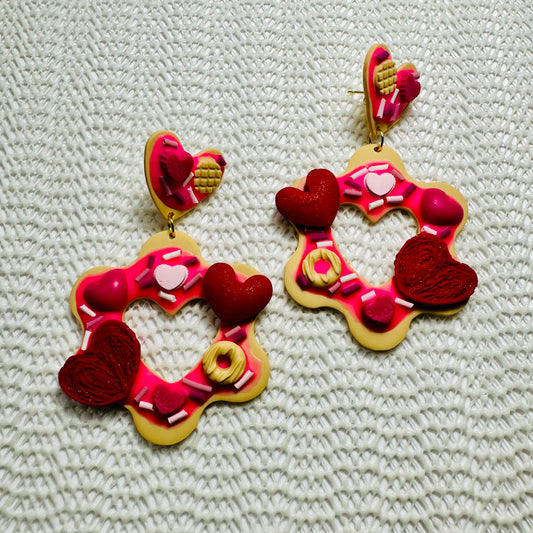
59,44 -> 478,445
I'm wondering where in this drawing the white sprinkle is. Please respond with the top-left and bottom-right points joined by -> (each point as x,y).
234,370 -> 254,390
183,273 -> 202,291
368,199 -> 384,210
225,326 -> 242,339
391,169 -> 404,181
183,172 -> 194,187
182,377 -> 212,393
386,195 -> 403,204
134,386 -> 149,403
168,409 -> 188,425
79,304 -> 96,318
421,225 -> 437,235
395,297 -> 414,309
391,88 -> 399,104
162,249 -> 182,261
344,188 -> 362,198
158,291 -> 177,303
377,98 -> 386,118
328,281 -> 341,294
316,240 -> 333,248
138,401 -> 153,411
340,273 -> 358,283
135,267 -> 151,282
368,163 -> 389,172
81,330 -> 91,350
188,188 -> 198,204
350,168 -> 367,179
361,290 -> 376,302
163,138 -> 178,147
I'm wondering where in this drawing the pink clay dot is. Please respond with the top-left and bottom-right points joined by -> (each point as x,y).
314,258 -> 331,274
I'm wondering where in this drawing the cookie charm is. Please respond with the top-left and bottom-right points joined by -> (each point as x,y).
276,45 -> 477,351
59,131 -> 272,445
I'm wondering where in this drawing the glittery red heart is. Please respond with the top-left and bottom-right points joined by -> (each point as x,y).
275,169 -> 340,229
59,320 -> 140,406
160,152 -> 194,186
153,385 -> 185,416
394,233 -> 477,307
203,263 -> 273,326
84,269 -> 128,312
420,188 -> 463,226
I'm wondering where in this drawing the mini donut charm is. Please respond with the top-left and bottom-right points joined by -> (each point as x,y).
59,132 -> 272,445
276,143 -> 478,351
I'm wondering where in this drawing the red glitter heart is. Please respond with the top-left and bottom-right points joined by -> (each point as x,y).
160,152 -> 194,186
59,320 -> 140,406
420,188 -> 464,226
275,169 -> 340,228
362,294 -> 395,328
394,233 -> 477,307
153,385 -> 185,416
203,263 -> 273,326
84,269 -> 128,312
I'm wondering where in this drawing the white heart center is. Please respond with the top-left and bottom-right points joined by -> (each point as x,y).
154,264 -> 188,291
364,172 -> 396,197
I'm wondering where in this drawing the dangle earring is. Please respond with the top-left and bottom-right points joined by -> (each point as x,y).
275,44 -> 477,351
59,131 -> 273,445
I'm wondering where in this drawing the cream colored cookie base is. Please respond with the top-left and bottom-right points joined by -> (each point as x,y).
284,144 -> 469,351
70,231 -> 270,445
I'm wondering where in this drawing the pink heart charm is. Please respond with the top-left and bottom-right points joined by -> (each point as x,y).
420,188 -> 463,226
397,70 -> 421,103
153,384 -> 185,416
84,269 -> 128,312
153,264 -> 188,291
361,294 -> 395,327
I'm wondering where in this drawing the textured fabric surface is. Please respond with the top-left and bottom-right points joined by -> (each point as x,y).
1,1 -> 532,531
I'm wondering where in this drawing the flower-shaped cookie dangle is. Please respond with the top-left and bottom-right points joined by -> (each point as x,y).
59,131 -> 272,445
276,45 -> 477,351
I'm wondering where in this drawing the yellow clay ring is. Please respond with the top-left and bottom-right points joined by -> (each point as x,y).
202,341 -> 246,384
302,248 -> 342,287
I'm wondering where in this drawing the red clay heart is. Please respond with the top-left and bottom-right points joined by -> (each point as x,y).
203,263 -> 273,326
276,168 -> 340,229
59,320 -> 140,406
394,233 -> 477,307
362,294 -> 395,327
397,71 -> 421,103
84,269 -> 128,312
153,385 -> 185,416
420,188 -> 463,226
160,152 -> 194,185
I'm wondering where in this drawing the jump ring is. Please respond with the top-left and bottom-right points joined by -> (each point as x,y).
167,212 -> 176,238
368,128 -> 384,152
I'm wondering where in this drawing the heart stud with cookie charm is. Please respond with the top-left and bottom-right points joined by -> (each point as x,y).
276,44 -> 477,351
59,131 -> 272,445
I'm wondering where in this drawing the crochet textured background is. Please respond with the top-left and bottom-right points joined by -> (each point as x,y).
1,1 -> 531,531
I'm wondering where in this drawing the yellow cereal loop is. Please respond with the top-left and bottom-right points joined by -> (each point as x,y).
202,341 -> 246,384
302,248 -> 342,287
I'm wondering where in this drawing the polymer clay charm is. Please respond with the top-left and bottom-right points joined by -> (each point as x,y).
59,131 -> 272,445
275,45 -> 477,351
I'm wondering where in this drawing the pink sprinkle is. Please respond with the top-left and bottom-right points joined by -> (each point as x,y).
147,254 -> 156,268
168,410 -> 188,425
138,401 -> 153,411
183,273 -> 202,291
188,390 -> 208,404
182,378 -> 212,393
174,189 -> 188,204
159,176 -> 173,196
438,227 -> 451,239
135,268 -> 151,282
391,169 -> 404,181
225,326 -> 242,338
163,138 -> 178,148
343,178 -> 362,190
344,189 -> 363,198
403,183 -> 416,198
310,232 -> 330,242
328,281 -> 341,294
341,280 -> 362,297
228,329 -> 247,344
234,370 -> 254,390
376,49 -> 390,63
86,315 -> 104,330
183,256 -> 199,267
134,386 -> 149,403
297,273 -> 309,289
139,276 -> 154,289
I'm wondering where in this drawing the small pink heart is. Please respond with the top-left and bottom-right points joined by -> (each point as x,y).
84,269 -> 128,312
160,152 -> 194,185
420,188 -> 463,226
362,294 -> 395,328
364,172 -> 396,197
153,264 -> 188,291
153,384 -> 185,416
397,71 -> 421,103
